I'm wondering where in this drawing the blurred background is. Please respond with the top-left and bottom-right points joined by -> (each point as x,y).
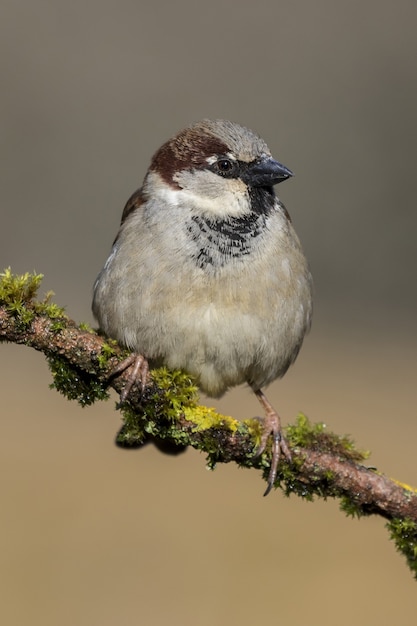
1,1 -> 417,624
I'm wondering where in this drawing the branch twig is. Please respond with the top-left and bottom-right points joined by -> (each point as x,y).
1,269 -> 417,577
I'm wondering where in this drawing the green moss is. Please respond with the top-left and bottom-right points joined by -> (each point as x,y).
0,268 -> 43,304
0,268 -> 67,327
186,405 -> 238,433
115,367 -> 241,459
150,367 -> 199,412
339,497 -> 367,519
96,340 -> 118,369
34,294 -> 66,320
79,322 -> 95,332
287,413 -> 368,463
283,414 -> 372,505
116,405 -> 147,446
387,518 -> 417,578
115,368 -> 196,447
48,354 -> 109,406
276,457 -> 334,501
252,414 -> 369,500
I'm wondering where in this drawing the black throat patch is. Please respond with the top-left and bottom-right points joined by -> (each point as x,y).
185,209 -> 268,270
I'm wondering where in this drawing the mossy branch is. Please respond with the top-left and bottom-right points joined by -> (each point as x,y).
1,269 -> 417,577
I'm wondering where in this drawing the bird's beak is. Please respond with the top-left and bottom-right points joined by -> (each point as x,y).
243,157 -> 293,188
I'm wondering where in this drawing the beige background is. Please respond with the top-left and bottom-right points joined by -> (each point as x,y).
1,1 -> 417,624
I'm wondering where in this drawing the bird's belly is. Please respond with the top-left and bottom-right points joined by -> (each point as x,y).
132,285 -> 310,397
111,242 -> 312,397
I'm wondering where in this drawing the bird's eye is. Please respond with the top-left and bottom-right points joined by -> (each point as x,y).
207,156 -> 238,178
217,159 -> 233,172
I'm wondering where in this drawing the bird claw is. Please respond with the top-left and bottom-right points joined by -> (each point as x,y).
109,353 -> 150,403
252,389 -> 292,496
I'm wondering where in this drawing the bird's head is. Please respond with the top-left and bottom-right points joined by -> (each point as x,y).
142,119 -> 293,220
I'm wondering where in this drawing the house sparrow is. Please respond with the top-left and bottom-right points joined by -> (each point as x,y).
92,119 -> 313,495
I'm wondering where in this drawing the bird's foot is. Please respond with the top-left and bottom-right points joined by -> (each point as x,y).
109,353 -> 150,403
252,388 -> 292,496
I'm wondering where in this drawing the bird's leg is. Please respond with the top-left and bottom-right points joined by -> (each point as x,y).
109,353 -> 150,403
252,388 -> 292,496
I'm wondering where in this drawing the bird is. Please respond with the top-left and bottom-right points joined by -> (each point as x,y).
92,119 -> 313,495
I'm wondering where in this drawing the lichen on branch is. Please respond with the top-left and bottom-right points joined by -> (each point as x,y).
1,268 -> 417,578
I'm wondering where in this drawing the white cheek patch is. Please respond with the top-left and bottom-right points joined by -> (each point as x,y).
169,168 -> 251,219
179,187 -> 250,218
150,166 -> 251,219
151,182 -> 248,217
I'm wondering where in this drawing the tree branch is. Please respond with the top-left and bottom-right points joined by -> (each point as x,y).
1,269 -> 417,577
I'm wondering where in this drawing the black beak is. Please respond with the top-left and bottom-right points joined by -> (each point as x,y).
242,157 -> 293,188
